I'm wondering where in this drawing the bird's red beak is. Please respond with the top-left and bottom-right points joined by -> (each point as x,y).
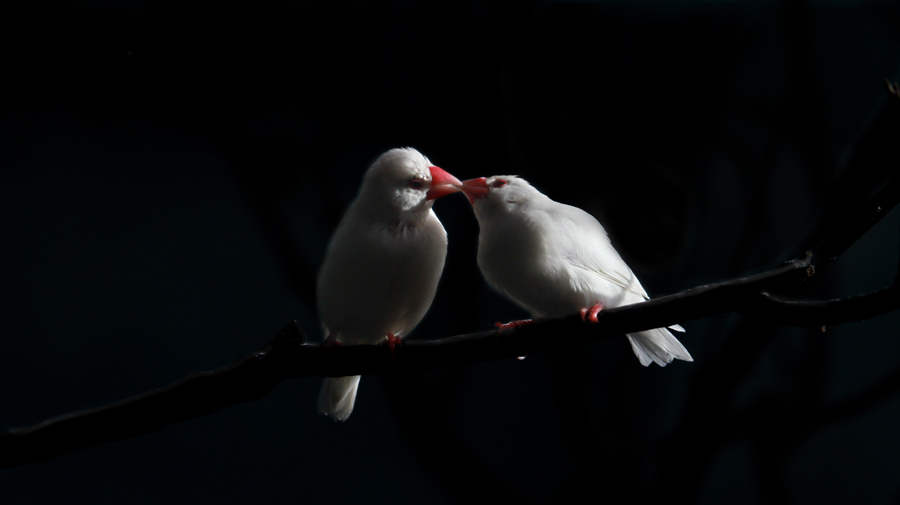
459,177 -> 490,204
425,166 -> 463,201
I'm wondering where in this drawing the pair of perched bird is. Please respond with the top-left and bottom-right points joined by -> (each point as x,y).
316,147 -> 692,421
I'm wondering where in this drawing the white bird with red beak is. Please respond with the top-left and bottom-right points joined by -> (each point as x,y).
316,147 -> 461,421
459,175 -> 692,367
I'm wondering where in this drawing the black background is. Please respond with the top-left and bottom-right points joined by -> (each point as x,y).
1,0 -> 899,503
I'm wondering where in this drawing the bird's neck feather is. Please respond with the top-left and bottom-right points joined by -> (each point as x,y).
350,200 -> 432,231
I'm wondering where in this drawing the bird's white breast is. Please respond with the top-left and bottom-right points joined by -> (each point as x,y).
317,209 -> 448,345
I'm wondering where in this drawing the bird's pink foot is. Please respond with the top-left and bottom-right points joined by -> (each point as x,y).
321,334 -> 343,347
495,319 -> 534,331
382,333 -> 402,356
580,302 -> 604,323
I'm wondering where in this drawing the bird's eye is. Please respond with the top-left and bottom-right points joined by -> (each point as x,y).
491,179 -> 508,188
408,178 -> 425,190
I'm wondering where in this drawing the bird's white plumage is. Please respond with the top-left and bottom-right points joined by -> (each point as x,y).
316,148 -> 454,420
467,176 -> 691,367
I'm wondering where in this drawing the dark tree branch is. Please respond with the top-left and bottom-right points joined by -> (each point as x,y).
749,285 -> 900,327
2,171 -> 898,470
2,83 -> 899,472
0,323 -> 308,470
651,78 -> 900,503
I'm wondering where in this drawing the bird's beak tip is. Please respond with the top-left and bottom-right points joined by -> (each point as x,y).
458,177 -> 490,204
426,165 -> 463,200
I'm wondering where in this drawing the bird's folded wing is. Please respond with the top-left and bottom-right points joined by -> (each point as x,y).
570,262 -> 649,299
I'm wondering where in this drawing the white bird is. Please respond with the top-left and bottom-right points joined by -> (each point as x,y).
459,175 -> 692,367
316,147 -> 462,421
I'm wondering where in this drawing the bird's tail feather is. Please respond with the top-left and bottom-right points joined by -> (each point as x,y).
627,327 -> 692,367
318,375 -> 361,421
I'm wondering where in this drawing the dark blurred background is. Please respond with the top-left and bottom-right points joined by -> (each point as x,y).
1,0 -> 899,503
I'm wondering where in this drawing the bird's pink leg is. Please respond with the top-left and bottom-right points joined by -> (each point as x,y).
580,302 -> 604,324
495,319 -> 534,331
321,333 -> 343,347
382,332 -> 402,356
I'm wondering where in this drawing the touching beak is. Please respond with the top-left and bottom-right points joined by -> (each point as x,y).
459,177 -> 489,204
425,166 -> 463,200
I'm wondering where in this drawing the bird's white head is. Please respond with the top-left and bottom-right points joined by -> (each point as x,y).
458,175 -> 545,220
359,147 -> 462,215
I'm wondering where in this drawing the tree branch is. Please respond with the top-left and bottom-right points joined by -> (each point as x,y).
2,85 -> 898,471
749,285 -> 900,327
2,171 -> 898,469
